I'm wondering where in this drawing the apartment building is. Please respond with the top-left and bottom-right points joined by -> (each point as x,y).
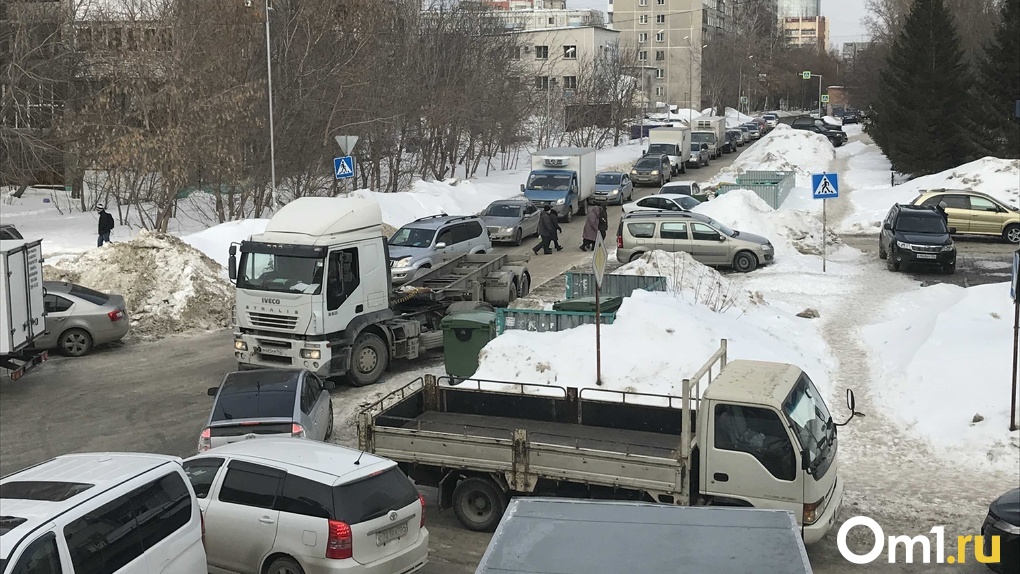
841,41 -> 870,60
511,25 -> 621,94
782,15 -> 827,50
777,0 -> 819,18
482,0 -> 567,9
497,8 -> 606,30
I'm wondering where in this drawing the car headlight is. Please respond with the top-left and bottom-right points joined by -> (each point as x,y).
631,169 -> 638,174
650,170 -> 659,175
941,244 -> 955,252
555,198 -> 565,205
502,227 -> 514,233
609,189 -> 619,195
393,256 -> 413,268
300,348 -> 320,360
896,241 -> 912,250
761,243 -> 773,251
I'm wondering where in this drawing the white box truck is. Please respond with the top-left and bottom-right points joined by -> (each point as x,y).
645,126 -> 691,176
693,116 -> 727,159
1,238 -> 48,380
521,147 -> 596,223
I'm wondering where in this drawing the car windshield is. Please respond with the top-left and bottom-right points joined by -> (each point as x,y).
703,216 -> 736,237
527,173 -> 572,190
236,252 -> 323,294
635,158 -> 660,168
782,374 -> 833,473
389,226 -> 436,247
646,143 -> 675,155
663,185 -> 691,195
691,132 -> 714,143
484,204 -> 522,218
596,173 -> 622,185
897,214 -> 948,234
212,390 -> 294,421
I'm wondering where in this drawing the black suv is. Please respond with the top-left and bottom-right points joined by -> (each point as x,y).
879,204 -> 957,274
791,122 -> 848,147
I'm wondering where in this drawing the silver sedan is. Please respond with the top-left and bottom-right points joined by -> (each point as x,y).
480,199 -> 542,246
34,281 -> 130,356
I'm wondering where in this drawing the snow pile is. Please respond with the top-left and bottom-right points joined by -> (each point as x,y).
183,219 -> 270,270
693,190 -> 840,260
614,251 -> 763,312
862,282 -> 1020,471
708,124 -> 835,189
724,107 -> 753,128
472,288 -> 833,401
44,232 -> 234,339
822,115 -> 843,126
839,157 -> 1020,234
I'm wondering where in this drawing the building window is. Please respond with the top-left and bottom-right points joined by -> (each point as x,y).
639,0 -> 647,5
655,86 -> 665,96
656,68 -> 665,79
638,32 -> 647,43
563,76 -> 577,89
548,17 -> 554,24
655,31 -> 664,42
657,0 -> 665,4
563,45 -> 577,59
536,76 -> 549,90
535,45 -> 548,59
511,46 -> 521,60
639,14 -> 648,24
655,50 -> 665,61
656,14 -> 665,24
638,50 -> 648,61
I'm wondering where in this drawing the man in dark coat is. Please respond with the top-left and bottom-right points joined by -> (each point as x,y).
97,203 -> 115,246
532,206 -> 561,255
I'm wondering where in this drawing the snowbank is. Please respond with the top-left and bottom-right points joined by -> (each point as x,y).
862,282 -> 1020,471
708,124 -> 835,189
614,251 -> 763,312
183,219 -> 270,270
472,287 -> 833,402
352,180 -> 518,229
724,107 -> 753,128
839,157 -> 1020,235
44,232 -> 234,339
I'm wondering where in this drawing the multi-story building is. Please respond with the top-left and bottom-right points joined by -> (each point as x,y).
782,15 -> 827,50
497,8 -> 605,30
482,0 -> 567,9
510,25 -> 621,95
841,41 -> 871,60
777,0 -> 819,18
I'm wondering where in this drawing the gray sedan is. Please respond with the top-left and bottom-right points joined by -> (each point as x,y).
34,281 -> 130,356
198,368 -> 334,452
480,199 -> 541,245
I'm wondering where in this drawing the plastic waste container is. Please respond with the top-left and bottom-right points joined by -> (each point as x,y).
441,311 -> 497,378
551,296 -> 624,314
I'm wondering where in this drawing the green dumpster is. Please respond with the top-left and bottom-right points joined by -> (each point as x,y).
552,296 -> 624,313
441,311 -> 497,378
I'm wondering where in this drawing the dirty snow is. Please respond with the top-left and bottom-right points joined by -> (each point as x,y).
708,124 -> 835,189
44,232 -> 234,339
614,250 -> 763,313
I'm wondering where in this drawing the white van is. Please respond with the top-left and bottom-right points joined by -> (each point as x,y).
0,453 -> 207,574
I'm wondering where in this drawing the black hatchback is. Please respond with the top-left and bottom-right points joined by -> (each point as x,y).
981,488 -> 1019,573
879,204 -> 957,274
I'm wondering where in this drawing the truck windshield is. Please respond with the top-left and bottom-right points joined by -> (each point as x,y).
782,374 -> 834,475
236,251 -> 323,294
691,132 -> 715,144
646,143 -> 676,155
390,227 -> 436,247
527,173 -> 572,191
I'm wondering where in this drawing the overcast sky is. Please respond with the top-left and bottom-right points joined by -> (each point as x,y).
568,0 -> 870,48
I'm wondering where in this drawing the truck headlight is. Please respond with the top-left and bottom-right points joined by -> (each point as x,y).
234,340 -> 248,351
555,198 -> 565,205
300,348 -> 320,360
393,256 -> 413,268
803,497 -> 824,525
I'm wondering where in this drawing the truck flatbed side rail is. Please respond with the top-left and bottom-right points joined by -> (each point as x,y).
402,254 -> 529,300
679,339 -> 727,496
577,387 -> 683,410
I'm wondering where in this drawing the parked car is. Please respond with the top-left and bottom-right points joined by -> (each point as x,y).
981,488 -> 1019,573
0,223 -> 22,240
593,171 -> 634,205
910,189 -> 1019,243
791,116 -> 843,132
199,368 -> 335,452
183,438 -> 429,574
793,124 -> 847,147
658,180 -> 712,202
687,142 -> 711,169
616,210 -> 775,272
30,281 -> 129,357
0,452 -> 207,574
622,193 -> 701,214
388,214 -> 491,285
726,129 -> 744,149
762,113 -> 779,128
737,125 -> 751,144
630,154 -> 672,187
751,117 -> 769,134
879,204 -> 957,274
742,123 -> 762,140
480,199 -> 541,246
842,108 -> 862,124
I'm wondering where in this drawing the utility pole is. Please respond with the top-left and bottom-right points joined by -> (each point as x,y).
264,0 -> 278,209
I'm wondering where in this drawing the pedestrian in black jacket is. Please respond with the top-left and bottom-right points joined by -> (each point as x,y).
97,203 -> 115,247
532,206 -> 562,255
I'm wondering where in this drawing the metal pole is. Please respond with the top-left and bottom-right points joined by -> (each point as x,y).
595,282 -> 603,386
1011,293 -> 1019,431
822,198 -> 827,273
817,74 -> 823,118
265,0 -> 278,209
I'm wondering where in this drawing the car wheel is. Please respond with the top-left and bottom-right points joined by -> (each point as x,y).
452,477 -> 508,533
324,401 -> 334,440
878,242 -> 887,260
346,332 -> 388,387
629,252 -> 644,263
266,556 -> 304,574
942,261 -> 956,274
886,249 -> 900,272
732,251 -> 758,273
658,175 -> 664,187
1004,224 -> 1020,244
513,228 -> 523,246
59,328 -> 93,357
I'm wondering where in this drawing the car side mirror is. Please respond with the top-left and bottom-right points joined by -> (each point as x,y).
949,227 -> 957,234
207,387 -> 219,397
717,235 -> 726,241
323,380 -> 336,390
435,242 -> 447,249
883,222 -> 892,231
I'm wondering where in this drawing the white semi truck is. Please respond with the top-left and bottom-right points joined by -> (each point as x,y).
521,147 -> 596,223
359,340 -> 858,544
0,238 -> 48,380
645,126 -> 691,176
228,197 -> 530,386
693,116 -> 727,159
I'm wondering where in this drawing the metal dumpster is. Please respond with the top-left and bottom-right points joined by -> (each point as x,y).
714,170 -> 795,209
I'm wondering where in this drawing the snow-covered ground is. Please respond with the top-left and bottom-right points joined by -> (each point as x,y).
709,124 -> 836,191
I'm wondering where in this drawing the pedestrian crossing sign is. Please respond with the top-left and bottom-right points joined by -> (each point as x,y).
333,156 -> 355,180
812,172 -> 839,199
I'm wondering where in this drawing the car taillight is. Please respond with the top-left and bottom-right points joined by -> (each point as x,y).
107,309 -> 124,321
419,494 -> 426,528
326,520 -> 353,559
616,234 -> 623,248
292,423 -> 306,438
198,428 -> 211,452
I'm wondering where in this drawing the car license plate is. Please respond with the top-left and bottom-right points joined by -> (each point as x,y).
259,346 -> 287,357
376,523 -> 408,546
916,253 -> 937,260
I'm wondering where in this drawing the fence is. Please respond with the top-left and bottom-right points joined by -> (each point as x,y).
494,308 -> 616,335
714,170 -> 795,209
564,271 -> 667,299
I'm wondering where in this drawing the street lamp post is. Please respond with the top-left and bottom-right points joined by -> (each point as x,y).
264,0 -> 278,209
738,55 -> 753,115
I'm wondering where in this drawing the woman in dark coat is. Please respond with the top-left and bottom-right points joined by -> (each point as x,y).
581,205 -> 601,250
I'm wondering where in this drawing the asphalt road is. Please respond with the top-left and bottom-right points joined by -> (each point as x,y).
841,234 -> 1017,288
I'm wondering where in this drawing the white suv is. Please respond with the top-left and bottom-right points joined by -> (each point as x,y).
183,438 -> 428,574
388,215 -> 491,285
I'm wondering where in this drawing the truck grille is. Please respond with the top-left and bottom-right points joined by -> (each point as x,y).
247,311 -> 298,330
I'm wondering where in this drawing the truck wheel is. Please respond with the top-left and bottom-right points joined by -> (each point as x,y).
347,333 -> 388,387
681,161 -> 687,174
577,199 -> 586,216
519,273 -> 531,297
59,328 -> 93,357
452,477 -> 508,532
561,207 -> 572,224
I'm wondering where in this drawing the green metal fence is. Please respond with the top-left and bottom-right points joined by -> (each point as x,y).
714,170 -> 795,209
494,308 -> 616,335
564,272 -> 667,299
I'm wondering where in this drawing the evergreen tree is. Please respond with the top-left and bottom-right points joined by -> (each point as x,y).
871,0 -> 973,176
968,0 -> 1020,159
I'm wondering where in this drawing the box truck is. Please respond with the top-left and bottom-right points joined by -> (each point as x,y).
521,147 -> 596,223
693,116 -> 727,159
646,126 -> 691,175
1,238 -> 48,380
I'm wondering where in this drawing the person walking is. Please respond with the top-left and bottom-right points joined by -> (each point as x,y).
581,204 -> 601,251
548,210 -> 564,252
597,204 -> 608,241
533,206 -> 556,255
97,203 -> 115,247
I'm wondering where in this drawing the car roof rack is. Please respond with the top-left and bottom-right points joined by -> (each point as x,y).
623,210 -> 697,219
414,213 -> 449,221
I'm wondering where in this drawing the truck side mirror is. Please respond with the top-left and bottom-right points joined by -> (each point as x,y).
207,387 -> 219,397
520,183 -> 525,193
835,388 -> 865,426
228,244 -> 237,281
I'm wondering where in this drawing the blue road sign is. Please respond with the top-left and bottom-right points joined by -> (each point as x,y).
334,156 -> 355,180
812,172 -> 839,199
1011,250 -> 1018,302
